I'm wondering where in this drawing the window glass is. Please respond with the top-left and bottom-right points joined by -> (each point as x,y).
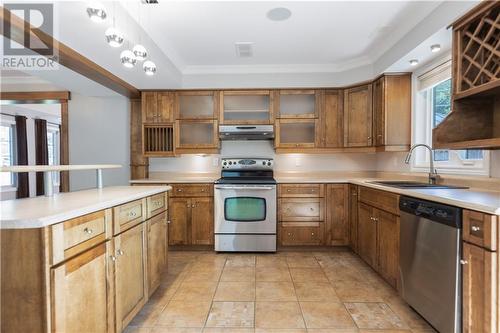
47,126 -> 60,185
0,124 -> 14,186
224,197 -> 266,222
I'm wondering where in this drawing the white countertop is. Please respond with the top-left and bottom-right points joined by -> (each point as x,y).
0,186 -> 171,229
131,172 -> 500,215
0,164 -> 121,172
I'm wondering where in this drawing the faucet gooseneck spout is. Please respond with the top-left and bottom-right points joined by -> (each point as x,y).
404,144 -> 439,184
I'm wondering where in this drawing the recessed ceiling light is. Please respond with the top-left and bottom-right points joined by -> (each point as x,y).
430,44 -> 441,53
267,7 -> 292,21
87,2 -> 107,22
409,59 -> 419,66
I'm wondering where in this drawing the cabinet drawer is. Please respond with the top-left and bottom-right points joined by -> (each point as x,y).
279,222 -> 324,246
279,184 -> 324,197
147,192 -> 168,218
279,198 -> 324,222
359,186 -> 399,215
113,199 -> 147,235
170,184 -> 213,197
463,210 -> 497,251
51,209 -> 112,265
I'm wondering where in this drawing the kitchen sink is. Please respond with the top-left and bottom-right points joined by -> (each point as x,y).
369,181 -> 469,189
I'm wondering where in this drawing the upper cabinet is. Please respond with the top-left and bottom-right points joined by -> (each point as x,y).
220,90 -> 274,124
275,119 -> 319,148
344,84 -> 373,147
276,90 -> 319,118
433,2 -> 500,149
176,91 -> 218,120
373,74 -> 412,150
142,91 -> 174,123
319,89 -> 343,148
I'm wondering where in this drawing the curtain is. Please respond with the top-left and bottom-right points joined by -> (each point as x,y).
417,60 -> 452,91
15,116 -> 29,198
35,119 -> 48,196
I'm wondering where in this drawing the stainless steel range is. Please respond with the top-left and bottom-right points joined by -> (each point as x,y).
214,158 -> 277,252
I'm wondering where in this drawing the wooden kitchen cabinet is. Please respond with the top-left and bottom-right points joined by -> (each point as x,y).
176,91 -> 218,119
220,90 -> 273,124
142,91 -> 174,123
319,89 -> 343,148
357,202 -> 377,268
168,184 -> 214,246
275,119 -> 319,149
147,212 -> 168,297
376,208 -> 399,288
114,223 -> 147,332
175,119 -> 219,152
280,222 -> 324,246
279,198 -> 324,222
462,242 -> 498,333
348,184 -> 358,253
326,184 -> 349,246
344,84 -> 373,147
373,74 -> 411,150
276,90 -> 319,118
168,197 -> 191,245
191,197 -> 214,245
51,242 -> 113,333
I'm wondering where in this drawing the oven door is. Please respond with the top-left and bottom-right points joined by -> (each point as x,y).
214,184 -> 276,234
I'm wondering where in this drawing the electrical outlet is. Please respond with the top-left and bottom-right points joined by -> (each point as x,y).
295,157 -> 301,167
212,157 -> 219,166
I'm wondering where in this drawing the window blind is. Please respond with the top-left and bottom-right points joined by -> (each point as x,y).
417,60 -> 452,91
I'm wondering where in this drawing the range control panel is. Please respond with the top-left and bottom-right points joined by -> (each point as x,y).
221,158 -> 274,170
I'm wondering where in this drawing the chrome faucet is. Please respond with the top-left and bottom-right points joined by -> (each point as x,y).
404,144 -> 439,184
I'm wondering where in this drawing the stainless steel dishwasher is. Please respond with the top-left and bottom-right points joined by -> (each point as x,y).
399,196 -> 462,333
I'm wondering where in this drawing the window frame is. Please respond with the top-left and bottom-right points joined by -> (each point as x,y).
411,56 -> 490,176
0,116 -> 17,191
46,123 -> 61,186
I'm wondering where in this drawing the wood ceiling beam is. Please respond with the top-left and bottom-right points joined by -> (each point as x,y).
0,91 -> 70,103
0,6 -> 140,99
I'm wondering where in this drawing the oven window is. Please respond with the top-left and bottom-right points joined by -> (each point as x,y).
224,197 -> 266,222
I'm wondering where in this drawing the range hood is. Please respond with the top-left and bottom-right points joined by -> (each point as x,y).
219,125 -> 274,140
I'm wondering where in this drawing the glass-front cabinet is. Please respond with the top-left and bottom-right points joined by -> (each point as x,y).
220,90 -> 273,124
175,120 -> 218,151
277,90 -> 319,118
176,91 -> 218,119
275,119 -> 319,148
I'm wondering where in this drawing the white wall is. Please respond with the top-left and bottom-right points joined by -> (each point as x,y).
68,93 -> 130,191
490,151 -> 500,178
149,141 -> 378,174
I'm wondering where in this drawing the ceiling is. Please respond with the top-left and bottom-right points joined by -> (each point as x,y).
2,1 -> 479,91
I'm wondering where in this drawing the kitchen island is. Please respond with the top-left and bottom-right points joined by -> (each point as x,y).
1,185 -> 171,333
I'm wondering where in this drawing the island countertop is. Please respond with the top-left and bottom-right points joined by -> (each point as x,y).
0,185 -> 171,229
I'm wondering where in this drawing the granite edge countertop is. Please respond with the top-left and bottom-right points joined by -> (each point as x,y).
1,185 -> 172,229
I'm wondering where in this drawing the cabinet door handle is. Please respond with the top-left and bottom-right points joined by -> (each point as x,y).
83,227 -> 93,234
460,259 -> 468,265
471,226 -> 480,232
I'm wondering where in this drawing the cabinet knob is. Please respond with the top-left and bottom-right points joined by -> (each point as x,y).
201,189 -> 205,192
287,189 -> 291,192
460,259 -> 468,265
192,204 -> 195,208
187,204 -> 190,208
471,226 -> 481,232
377,134 -> 382,138
295,144 -> 299,147
167,220 -> 171,224
310,207 -> 314,211
367,136 -> 372,140
311,232 -> 315,236
177,188 -> 182,192
83,227 -> 93,234
110,255 -> 117,262
117,249 -> 124,256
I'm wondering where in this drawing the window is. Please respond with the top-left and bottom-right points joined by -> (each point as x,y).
47,124 -> 60,185
413,60 -> 489,175
0,118 -> 16,187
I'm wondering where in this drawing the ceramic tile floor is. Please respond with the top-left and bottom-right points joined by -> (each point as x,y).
125,250 -> 436,333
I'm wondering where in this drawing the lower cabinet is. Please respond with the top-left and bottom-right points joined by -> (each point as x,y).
147,212 -> 168,296
462,241 -> 498,333
168,194 -> 214,246
279,222 -> 324,246
114,223 -> 147,332
326,184 -> 349,246
357,189 -> 400,289
348,185 -> 358,252
357,202 -> 377,268
51,242 -> 113,333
